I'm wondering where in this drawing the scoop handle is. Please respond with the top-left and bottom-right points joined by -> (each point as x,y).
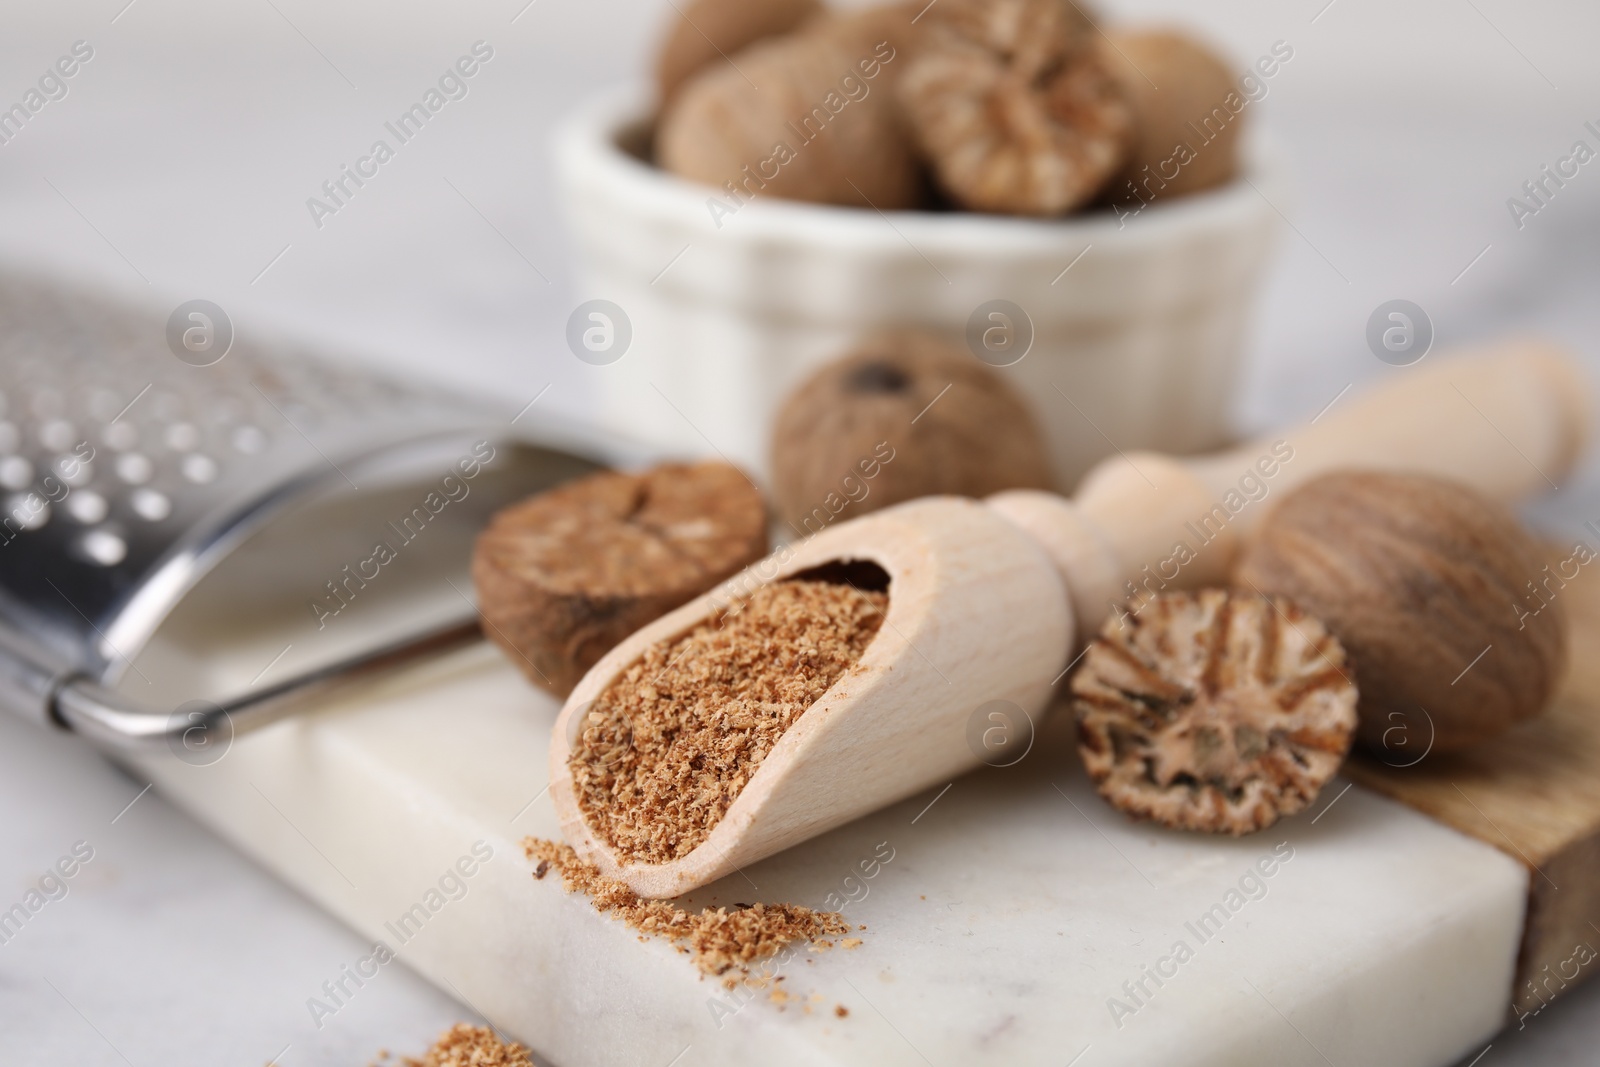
990,339 -> 1592,637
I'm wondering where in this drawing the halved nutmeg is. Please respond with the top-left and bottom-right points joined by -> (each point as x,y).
1070,589 -> 1358,835
472,462 -> 768,698
898,0 -> 1131,215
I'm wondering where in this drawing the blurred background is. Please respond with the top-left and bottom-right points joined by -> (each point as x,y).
3,0 -> 1600,1062
3,0 -> 1600,444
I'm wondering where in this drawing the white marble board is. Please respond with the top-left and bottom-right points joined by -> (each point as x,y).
125,641 -> 1526,1067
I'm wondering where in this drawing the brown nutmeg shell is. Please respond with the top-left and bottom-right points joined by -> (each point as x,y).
1235,471 -> 1567,753
1098,28 -> 1244,203
658,28 -> 923,210
472,462 -> 768,697
803,1 -> 929,57
769,329 -> 1053,530
655,0 -> 824,109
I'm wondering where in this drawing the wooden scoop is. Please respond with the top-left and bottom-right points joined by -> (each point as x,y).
550,341 -> 1591,898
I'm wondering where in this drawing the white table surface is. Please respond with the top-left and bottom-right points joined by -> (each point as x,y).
3,1 -> 1600,1063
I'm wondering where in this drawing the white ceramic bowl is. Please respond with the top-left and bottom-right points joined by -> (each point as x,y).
554,89 -> 1281,490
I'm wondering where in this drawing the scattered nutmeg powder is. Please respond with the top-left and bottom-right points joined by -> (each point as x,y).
570,578 -> 888,864
397,1023 -> 534,1067
523,838 -> 850,980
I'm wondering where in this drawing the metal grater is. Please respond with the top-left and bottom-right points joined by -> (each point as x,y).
0,274 -> 638,757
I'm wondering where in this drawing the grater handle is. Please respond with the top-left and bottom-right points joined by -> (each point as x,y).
47,617 -> 483,752
0,625 -> 75,730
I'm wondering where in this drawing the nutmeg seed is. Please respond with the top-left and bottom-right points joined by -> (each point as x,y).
658,24 -> 923,210
1098,28 -> 1244,205
805,1 -> 927,57
1235,471 -> 1567,754
898,0 -> 1132,215
1072,589 -> 1358,835
654,0 -> 824,108
769,329 -> 1053,530
472,462 -> 768,697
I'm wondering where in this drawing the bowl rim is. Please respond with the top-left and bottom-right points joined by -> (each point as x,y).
554,86 -> 1282,254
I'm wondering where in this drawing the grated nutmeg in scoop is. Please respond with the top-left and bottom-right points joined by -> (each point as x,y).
570,578 -> 888,864
1070,589 -> 1358,835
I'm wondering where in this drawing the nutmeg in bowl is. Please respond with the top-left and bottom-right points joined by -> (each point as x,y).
553,9 -> 1283,488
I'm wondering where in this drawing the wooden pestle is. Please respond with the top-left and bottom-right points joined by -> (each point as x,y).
991,340 -> 1592,645
549,340 -> 1591,898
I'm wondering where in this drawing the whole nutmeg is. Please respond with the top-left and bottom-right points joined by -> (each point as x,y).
658,25 -> 923,210
1235,471 -> 1568,754
655,0 -> 823,108
805,1 -> 927,56
898,0 -> 1132,215
1098,28 -> 1244,205
769,329 -> 1053,530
